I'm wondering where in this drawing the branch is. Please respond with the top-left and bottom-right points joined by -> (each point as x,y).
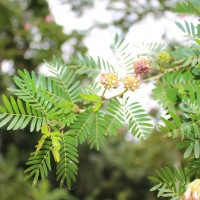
142,65 -> 183,83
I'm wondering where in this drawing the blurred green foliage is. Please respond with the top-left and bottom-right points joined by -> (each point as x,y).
69,133 -> 181,200
0,0 -> 87,72
0,145 -> 78,200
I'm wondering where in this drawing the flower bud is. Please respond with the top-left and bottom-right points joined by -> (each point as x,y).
100,72 -> 119,89
52,149 -> 60,163
183,179 -> 200,200
122,75 -> 140,91
72,105 -> 80,113
157,51 -> 171,64
134,56 -> 151,76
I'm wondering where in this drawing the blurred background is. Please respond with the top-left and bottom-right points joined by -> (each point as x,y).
0,0 -> 186,199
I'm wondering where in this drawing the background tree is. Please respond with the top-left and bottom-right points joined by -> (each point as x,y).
59,0 -> 178,34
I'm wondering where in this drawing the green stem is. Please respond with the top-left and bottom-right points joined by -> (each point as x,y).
142,65 -> 183,83
105,89 -> 127,100
101,88 -> 107,100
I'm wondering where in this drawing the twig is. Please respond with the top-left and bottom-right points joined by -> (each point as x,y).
142,65 -> 183,83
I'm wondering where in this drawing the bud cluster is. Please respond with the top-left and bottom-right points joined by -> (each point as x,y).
157,51 -> 171,64
183,179 -> 200,200
100,72 -> 140,91
99,56 -> 152,92
133,56 -> 151,76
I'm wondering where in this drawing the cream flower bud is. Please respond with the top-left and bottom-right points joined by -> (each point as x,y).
100,72 -> 119,89
122,75 -> 140,91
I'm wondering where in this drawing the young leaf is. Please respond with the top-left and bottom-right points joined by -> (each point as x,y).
80,93 -> 100,102
184,143 -> 194,158
194,140 -> 200,159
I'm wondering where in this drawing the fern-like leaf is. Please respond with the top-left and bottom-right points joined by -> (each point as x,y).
71,54 -> 115,78
159,109 -> 200,141
152,84 -> 178,111
45,56 -> 81,104
82,82 -> 101,95
56,132 -> 79,188
0,95 -> 47,132
9,70 -> 55,115
29,70 -> 67,102
173,0 -> 200,16
172,45 -> 200,70
175,21 -> 199,39
110,34 -> 135,74
47,100 -> 78,128
187,158 -> 200,176
124,98 -> 153,139
104,114 -> 124,136
88,111 -> 106,150
149,167 -> 189,199
162,70 -> 200,88
70,110 -> 94,144
24,139 -> 52,185
141,42 -> 166,56
105,98 -> 125,136
36,72 -> 67,102
152,70 -> 200,111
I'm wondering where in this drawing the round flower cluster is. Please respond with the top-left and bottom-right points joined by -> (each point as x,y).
183,179 -> 200,200
133,56 -> 151,76
122,75 -> 140,91
100,57 -> 152,91
100,72 -> 119,89
157,51 -> 171,64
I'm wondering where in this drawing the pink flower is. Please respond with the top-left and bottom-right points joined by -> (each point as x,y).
23,23 -> 30,30
179,14 -> 186,19
100,72 -> 119,89
183,188 -> 192,200
133,56 -> 151,76
45,15 -> 53,23
122,75 -> 140,91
